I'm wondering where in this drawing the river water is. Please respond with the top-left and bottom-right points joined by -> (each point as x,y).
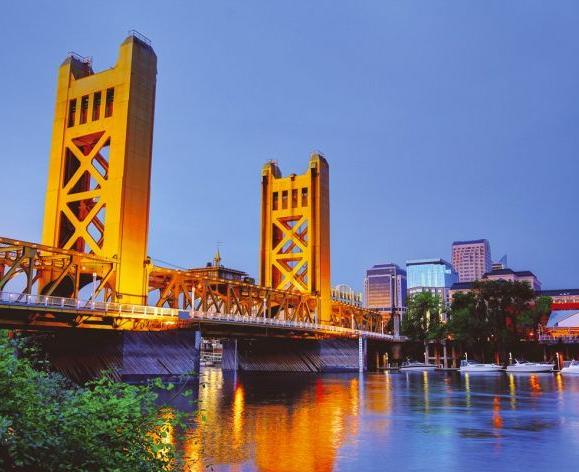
173,368 -> 579,471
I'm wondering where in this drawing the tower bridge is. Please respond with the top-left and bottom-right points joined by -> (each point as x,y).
0,33 -> 402,380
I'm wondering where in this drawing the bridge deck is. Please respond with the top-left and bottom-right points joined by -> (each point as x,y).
0,292 -> 402,342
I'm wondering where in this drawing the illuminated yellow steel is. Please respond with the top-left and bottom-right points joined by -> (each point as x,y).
41,34 -> 157,303
259,153 -> 331,322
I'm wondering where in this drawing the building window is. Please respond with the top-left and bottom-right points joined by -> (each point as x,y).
105,88 -> 114,117
79,95 -> 89,124
272,192 -> 278,211
281,190 -> 288,209
67,99 -> 77,127
92,91 -> 101,121
301,188 -> 308,207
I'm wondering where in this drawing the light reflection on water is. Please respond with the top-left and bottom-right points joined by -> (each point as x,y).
171,369 -> 579,471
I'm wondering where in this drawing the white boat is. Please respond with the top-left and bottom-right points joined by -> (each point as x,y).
561,360 -> 579,375
459,360 -> 503,373
400,361 -> 438,371
506,360 -> 554,373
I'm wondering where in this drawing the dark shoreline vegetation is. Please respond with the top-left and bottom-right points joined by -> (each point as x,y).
402,279 -> 552,363
0,332 -> 197,471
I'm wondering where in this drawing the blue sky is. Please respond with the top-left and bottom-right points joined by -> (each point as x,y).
1,1 -> 578,291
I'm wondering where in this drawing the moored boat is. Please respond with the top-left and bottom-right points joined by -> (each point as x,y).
459,360 -> 503,373
400,361 -> 438,371
506,360 -> 554,373
561,360 -> 579,375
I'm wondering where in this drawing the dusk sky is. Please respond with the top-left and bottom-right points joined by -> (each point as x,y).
2,1 -> 578,291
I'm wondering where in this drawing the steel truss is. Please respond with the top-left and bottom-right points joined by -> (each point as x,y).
0,237 -> 116,301
331,302 -> 385,333
0,237 -> 387,334
148,266 -> 319,323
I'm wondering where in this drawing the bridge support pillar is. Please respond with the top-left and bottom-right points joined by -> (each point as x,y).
222,337 -> 366,373
38,330 -> 201,384
358,336 -> 366,373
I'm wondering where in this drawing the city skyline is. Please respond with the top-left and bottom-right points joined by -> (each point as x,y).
1,2 -> 579,293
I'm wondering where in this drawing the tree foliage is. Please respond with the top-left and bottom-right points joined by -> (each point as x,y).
446,280 -> 551,361
402,291 -> 445,342
446,291 -> 487,349
0,331 -> 184,471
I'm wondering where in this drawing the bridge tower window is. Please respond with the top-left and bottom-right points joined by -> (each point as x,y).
105,87 -> 114,117
92,91 -> 101,121
79,95 -> 89,124
67,99 -> 77,128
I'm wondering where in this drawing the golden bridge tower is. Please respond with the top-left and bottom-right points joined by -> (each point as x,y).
259,153 -> 331,322
41,33 -> 157,303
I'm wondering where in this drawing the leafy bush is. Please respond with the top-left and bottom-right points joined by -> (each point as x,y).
0,331 -> 181,471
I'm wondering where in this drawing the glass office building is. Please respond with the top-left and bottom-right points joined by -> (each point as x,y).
364,263 -> 407,313
364,263 -> 407,335
406,258 -> 458,303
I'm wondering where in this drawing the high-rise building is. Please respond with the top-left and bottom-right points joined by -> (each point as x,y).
364,263 -> 407,335
364,263 -> 407,313
451,239 -> 492,283
406,258 -> 458,303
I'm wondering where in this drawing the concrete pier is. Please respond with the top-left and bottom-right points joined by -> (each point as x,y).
37,330 -> 201,383
222,337 -> 367,373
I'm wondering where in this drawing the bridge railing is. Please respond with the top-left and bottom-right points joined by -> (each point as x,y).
0,291 -> 402,341
0,292 -> 179,318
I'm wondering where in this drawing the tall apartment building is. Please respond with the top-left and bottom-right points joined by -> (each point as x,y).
406,258 -> 458,303
451,239 -> 492,282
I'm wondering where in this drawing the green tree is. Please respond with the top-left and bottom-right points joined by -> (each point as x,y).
518,295 -> 552,337
402,292 -> 445,362
447,280 -> 539,362
474,279 -> 535,360
0,331 -> 188,471
446,291 -> 488,360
